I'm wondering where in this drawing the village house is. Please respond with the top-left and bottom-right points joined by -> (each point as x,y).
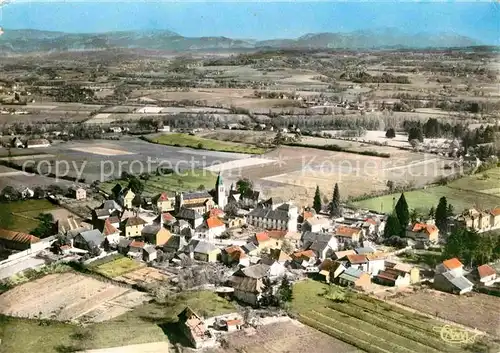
68,186 -> 86,201
141,225 -> 172,246
98,218 -> 121,246
335,226 -> 362,244
128,240 -> 145,257
121,216 -> 147,238
302,217 -> 331,233
142,245 -> 157,262
268,248 -> 292,265
152,192 -> 174,212
252,231 -> 277,251
346,254 -> 369,272
291,249 -> 317,268
259,257 -> 286,279
231,264 -> 270,306
338,267 -> 371,289
375,268 -> 411,287
225,216 -> 246,229
301,231 -> 338,261
11,137 -> 24,148
73,229 -> 104,250
406,222 -> 439,243
333,249 -> 357,260
176,207 -> 204,229
163,235 -> 189,255
384,260 -> 420,284
456,208 -> 494,233
242,242 -> 259,256
0,228 -> 42,251
205,217 -> 226,240
185,240 -> 221,262
489,208 -> 500,229
158,212 -> 177,228
177,307 -> 215,349
119,189 -> 135,209
476,264 -> 497,286
434,258 -> 473,295
318,259 -> 347,283
222,245 -> 249,267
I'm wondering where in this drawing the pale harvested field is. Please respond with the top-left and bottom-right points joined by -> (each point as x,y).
210,320 -> 359,353
0,273 -> 150,323
77,342 -> 170,353
219,146 -> 451,206
393,289 -> 500,337
69,146 -> 136,156
114,267 -> 169,286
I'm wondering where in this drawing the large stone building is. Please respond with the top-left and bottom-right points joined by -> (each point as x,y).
246,198 -> 298,232
176,191 -> 215,215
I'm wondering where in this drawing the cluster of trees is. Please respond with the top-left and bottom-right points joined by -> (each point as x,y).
49,85 -> 95,103
402,118 -> 467,141
341,71 -> 411,84
444,228 -> 500,267
258,275 -> 293,308
313,183 -> 342,217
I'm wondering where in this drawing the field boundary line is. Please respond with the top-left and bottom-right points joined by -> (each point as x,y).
312,309 -> 420,353
299,313 -> 391,353
382,297 -> 491,338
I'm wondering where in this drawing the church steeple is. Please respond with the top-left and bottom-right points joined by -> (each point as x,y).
215,172 -> 226,209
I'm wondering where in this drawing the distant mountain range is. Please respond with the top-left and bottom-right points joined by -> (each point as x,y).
0,28 -> 482,53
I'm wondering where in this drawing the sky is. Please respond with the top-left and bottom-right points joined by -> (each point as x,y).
0,1 -> 498,44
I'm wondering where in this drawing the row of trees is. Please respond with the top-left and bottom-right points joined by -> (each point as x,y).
384,194 -> 455,238
443,228 -> 500,267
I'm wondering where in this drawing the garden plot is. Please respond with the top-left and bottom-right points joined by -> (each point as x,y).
114,267 -> 169,286
0,273 -> 150,323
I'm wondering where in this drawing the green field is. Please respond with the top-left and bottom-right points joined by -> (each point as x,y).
290,280 -> 494,353
100,169 -> 218,196
352,168 -> 500,214
88,256 -> 144,278
148,133 -> 267,154
0,290 -> 236,353
0,199 -> 58,233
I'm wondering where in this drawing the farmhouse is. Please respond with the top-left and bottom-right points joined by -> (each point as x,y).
119,189 -> 135,209
318,258 -> 346,283
385,260 -> 420,284
375,268 -> 411,287
302,217 -> 331,232
11,137 -> 24,148
185,240 -> 221,262
0,229 -> 41,251
205,216 -> 226,240
142,245 -> 157,262
301,231 -> 338,261
26,138 -> 50,148
98,218 -> 121,246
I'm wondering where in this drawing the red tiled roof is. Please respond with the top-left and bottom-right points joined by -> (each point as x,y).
411,223 -> 438,234
103,219 -> 119,236
209,208 -> 225,218
477,264 -> 496,279
130,240 -> 145,248
490,208 -> 500,217
336,226 -> 361,237
292,249 -> 315,260
302,211 -> 314,221
346,254 -> 368,264
157,192 -> 170,201
364,218 -> 377,225
207,217 -> 225,229
442,258 -> 463,270
162,212 -> 175,222
226,319 -> 242,326
268,230 -> 287,239
224,246 -> 246,260
256,232 -> 270,243
0,228 -> 40,244
125,217 -> 147,227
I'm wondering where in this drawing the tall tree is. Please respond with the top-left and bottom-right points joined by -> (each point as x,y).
446,203 -> 455,217
435,196 -> 448,233
395,193 -> 410,232
384,211 -> 401,238
313,186 -> 322,213
329,183 -> 341,217
277,275 -> 293,304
